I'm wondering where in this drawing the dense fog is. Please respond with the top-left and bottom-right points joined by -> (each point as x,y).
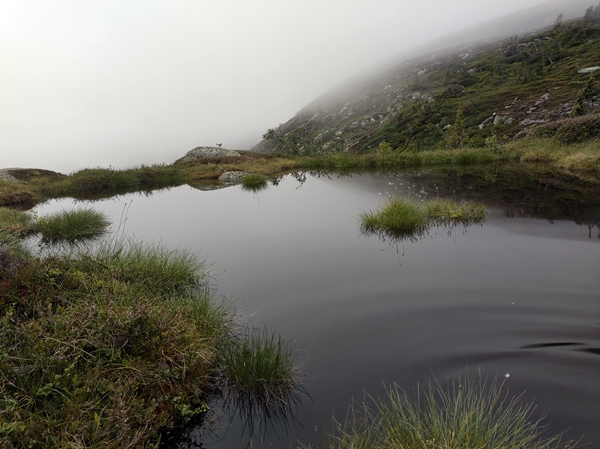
0,0 -> 590,172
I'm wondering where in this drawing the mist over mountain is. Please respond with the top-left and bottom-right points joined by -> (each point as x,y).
253,0 -> 599,154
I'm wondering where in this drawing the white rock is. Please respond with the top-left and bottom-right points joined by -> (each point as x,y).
577,67 -> 600,74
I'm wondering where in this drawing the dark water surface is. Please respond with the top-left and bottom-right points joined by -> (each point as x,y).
35,171 -> 600,448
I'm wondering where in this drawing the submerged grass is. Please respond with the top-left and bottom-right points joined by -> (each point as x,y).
329,374 -> 576,449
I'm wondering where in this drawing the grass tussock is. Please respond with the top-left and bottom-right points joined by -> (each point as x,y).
220,326 -> 304,434
241,173 -> 269,192
329,374 -> 576,449
35,208 -> 111,243
0,208 -> 36,236
360,197 -> 485,240
360,199 -> 428,238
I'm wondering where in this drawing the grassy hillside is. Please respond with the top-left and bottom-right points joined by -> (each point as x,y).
254,12 -> 600,155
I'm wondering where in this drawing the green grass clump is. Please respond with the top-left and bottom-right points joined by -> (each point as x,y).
360,198 -> 428,237
35,208 -> 111,243
360,197 -> 485,241
329,374 -> 576,449
241,173 -> 269,191
220,326 -> 304,434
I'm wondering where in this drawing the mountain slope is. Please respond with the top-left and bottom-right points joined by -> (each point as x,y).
253,4 -> 600,155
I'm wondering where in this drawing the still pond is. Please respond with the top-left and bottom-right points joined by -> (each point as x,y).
35,168 -> 600,448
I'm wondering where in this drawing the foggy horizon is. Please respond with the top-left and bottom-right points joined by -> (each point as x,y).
1,0 -> 583,172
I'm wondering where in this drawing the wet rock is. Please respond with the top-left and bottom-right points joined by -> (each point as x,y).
181,146 -> 240,162
218,171 -> 248,185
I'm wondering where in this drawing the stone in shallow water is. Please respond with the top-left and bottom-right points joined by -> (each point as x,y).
218,171 -> 248,185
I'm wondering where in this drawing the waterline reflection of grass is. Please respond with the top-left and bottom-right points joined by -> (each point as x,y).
220,325 -> 306,437
360,197 -> 485,242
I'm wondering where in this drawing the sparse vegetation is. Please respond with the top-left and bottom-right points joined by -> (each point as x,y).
328,374 -> 576,449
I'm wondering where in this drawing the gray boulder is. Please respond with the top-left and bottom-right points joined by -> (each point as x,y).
218,171 -> 248,185
181,146 -> 240,162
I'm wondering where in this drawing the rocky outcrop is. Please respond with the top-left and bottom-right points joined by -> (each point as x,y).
0,169 -> 20,182
180,146 -> 240,162
218,171 -> 248,185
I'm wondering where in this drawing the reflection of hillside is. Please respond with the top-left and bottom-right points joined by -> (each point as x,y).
390,164 -> 600,227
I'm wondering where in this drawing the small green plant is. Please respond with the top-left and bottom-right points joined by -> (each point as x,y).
328,373 -> 577,449
241,173 -> 269,191
34,208 -> 111,243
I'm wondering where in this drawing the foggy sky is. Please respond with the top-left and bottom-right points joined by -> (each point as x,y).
2,0 -> 552,172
